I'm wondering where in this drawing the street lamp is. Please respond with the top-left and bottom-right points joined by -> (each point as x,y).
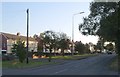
71,12 -> 84,55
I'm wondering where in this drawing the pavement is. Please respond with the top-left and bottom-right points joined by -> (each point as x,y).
2,54 -> 119,75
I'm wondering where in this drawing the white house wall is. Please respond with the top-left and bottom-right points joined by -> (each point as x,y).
7,39 -> 38,53
7,39 -> 13,53
24,41 -> 38,52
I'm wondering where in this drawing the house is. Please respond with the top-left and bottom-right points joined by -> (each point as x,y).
0,32 -> 38,54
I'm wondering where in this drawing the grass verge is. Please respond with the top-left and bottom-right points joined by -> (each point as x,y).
2,54 -> 97,69
2,59 -> 57,69
52,54 -> 97,60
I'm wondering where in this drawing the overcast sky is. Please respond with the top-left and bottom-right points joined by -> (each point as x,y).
1,0 -> 99,44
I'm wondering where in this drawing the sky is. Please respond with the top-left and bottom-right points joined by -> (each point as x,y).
1,0 -> 99,44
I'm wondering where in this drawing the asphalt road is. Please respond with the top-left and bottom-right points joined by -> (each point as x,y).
2,54 -> 118,75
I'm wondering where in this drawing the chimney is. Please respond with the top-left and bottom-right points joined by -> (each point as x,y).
17,32 -> 20,36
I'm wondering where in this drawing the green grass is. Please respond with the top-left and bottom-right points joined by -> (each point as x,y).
2,59 -> 57,69
2,54 -> 97,69
109,56 -> 118,71
52,54 -> 97,60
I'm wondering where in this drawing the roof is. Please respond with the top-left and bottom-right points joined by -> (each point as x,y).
1,32 -> 37,42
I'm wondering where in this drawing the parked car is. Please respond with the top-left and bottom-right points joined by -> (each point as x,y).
106,50 -> 112,54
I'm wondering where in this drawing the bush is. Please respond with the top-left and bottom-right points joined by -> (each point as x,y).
12,40 -> 26,63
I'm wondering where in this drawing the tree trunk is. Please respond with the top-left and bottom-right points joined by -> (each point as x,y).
61,49 -> 64,56
48,48 -> 52,62
54,48 -> 56,56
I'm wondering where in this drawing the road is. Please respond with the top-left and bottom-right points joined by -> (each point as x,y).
2,54 -> 118,75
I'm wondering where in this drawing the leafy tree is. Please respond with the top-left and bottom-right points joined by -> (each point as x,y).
75,41 -> 85,54
94,41 -> 101,51
42,31 -> 53,62
49,32 -> 60,56
40,31 -> 70,57
79,1 -> 120,54
84,43 -> 90,53
58,33 -> 70,56
33,34 -> 44,56
41,30 -> 60,62
79,2 -> 118,35
59,39 -> 67,56
12,40 -> 26,63
94,37 -> 104,52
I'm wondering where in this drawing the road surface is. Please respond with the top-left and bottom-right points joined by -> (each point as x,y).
2,54 -> 118,75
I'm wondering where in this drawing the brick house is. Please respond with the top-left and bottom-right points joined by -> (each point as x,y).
0,32 -> 38,54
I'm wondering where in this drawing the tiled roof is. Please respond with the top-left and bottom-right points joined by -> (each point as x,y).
1,32 -> 36,41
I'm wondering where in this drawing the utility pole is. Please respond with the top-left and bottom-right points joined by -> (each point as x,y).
26,9 -> 29,64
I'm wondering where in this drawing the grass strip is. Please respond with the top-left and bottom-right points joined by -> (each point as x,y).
52,54 -> 97,60
2,59 -> 57,69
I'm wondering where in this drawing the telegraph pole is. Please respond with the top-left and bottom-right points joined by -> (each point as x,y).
26,9 -> 29,64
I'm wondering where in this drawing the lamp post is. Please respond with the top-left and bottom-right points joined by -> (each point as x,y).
71,12 -> 84,55
26,9 -> 29,64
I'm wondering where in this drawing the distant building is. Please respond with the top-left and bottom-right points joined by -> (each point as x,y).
0,32 -> 38,54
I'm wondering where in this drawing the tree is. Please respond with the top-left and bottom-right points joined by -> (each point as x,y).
58,33 -> 70,56
79,1 -> 120,54
12,40 -> 26,63
75,41 -> 85,54
42,31 -> 53,62
84,43 -> 90,53
49,32 -> 60,56
33,34 -> 44,56
79,2 -> 118,35
94,37 -> 104,52
40,31 -> 70,57
95,41 -> 101,51
41,30 -> 60,62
